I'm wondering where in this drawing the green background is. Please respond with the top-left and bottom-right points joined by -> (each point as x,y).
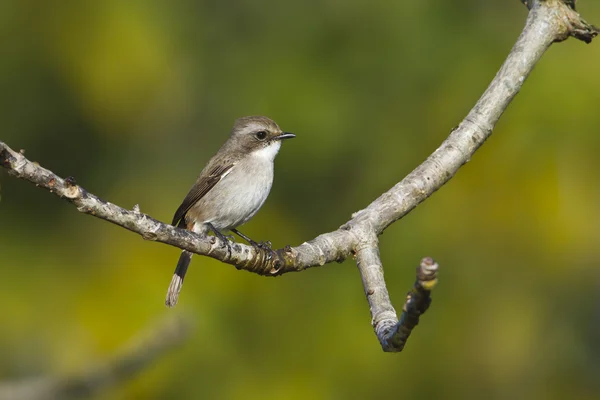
1,1 -> 599,399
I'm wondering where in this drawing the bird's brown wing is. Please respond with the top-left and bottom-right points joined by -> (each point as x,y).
172,163 -> 235,227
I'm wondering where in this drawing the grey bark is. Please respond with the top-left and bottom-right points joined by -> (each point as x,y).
0,0 -> 597,354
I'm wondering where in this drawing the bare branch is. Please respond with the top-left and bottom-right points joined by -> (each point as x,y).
521,0 -> 599,44
0,142 -> 351,276
345,0 -> 597,236
356,244 -> 439,352
0,315 -> 192,400
0,0 -> 597,277
2,0 -> 595,278
0,0 -> 596,352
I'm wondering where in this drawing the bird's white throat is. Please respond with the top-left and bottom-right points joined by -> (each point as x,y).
252,140 -> 281,162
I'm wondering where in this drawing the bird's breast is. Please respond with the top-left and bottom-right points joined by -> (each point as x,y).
188,157 -> 275,231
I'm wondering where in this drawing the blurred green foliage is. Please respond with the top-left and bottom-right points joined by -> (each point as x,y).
1,1 -> 599,399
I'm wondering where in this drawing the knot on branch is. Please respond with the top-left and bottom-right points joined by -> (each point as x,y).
568,18 -> 599,44
558,0 -> 599,43
522,0 -> 599,43
63,176 -> 82,199
522,0 -> 576,10
0,148 -> 14,168
416,256 -> 439,291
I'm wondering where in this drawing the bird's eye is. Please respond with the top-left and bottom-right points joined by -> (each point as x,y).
255,131 -> 267,140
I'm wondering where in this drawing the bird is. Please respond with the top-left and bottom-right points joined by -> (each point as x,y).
165,116 -> 295,307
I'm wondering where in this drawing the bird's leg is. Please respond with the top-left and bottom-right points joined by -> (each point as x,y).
231,228 -> 277,265
206,223 -> 230,243
206,223 -> 233,258
231,228 -> 272,250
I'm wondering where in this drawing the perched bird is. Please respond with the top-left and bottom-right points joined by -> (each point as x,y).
166,116 -> 295,307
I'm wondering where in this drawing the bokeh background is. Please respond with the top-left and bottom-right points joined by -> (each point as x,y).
1,1 -> 599,399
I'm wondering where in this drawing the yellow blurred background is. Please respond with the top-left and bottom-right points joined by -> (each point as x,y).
1,1 -> 599,399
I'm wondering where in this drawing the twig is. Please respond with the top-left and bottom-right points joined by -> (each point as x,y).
356,246 -> 439,352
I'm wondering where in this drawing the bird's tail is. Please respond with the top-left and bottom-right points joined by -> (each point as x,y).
165,250 -> 193,308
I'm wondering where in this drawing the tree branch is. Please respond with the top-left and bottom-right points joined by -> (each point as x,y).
0,143 -> 349,276
356,242 -> 439,353
0,0 -> 596,352
523,0 -> 599,43
0,315 -> 192,400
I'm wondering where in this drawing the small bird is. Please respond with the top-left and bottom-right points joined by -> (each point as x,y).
166,116 -> 295,307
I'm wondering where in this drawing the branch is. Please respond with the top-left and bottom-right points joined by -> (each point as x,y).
0,0 -> 596,352
0,315 -> 192,400
356,237 -> 439,352
0,143 -> 348,276
522,0 -> 599,43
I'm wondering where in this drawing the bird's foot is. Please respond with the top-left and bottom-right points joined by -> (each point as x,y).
246,239 -> 272,250
257,240 -> 272,250
230,228 -> 275,260
249,240 -> 278,265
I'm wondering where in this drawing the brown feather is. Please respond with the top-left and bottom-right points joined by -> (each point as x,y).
171,163 -> 235,226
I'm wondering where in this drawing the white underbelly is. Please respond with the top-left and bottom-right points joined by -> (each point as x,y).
191,160 -> 274,231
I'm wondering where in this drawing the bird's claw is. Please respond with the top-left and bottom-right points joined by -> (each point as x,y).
258,240 -> 272,250
249,240 -> 272,250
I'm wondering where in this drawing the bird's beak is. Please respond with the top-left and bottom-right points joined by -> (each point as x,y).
274,132 -> 296,141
